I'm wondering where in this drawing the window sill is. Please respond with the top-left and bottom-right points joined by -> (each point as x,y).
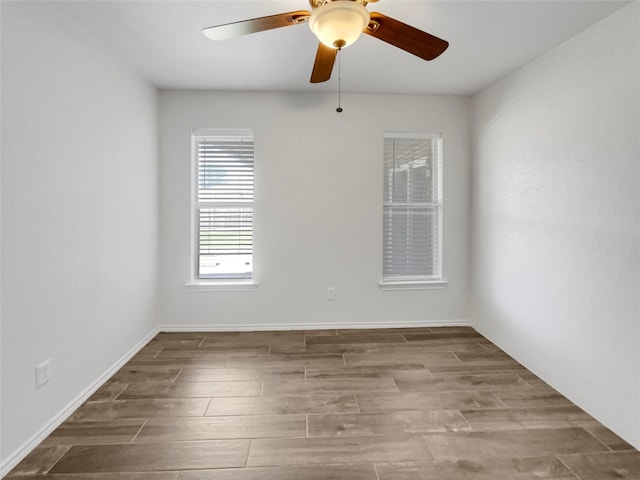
185,281 -> 258,292
379,279 -> 448,291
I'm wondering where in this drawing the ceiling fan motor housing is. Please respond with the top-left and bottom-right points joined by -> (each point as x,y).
309,0 -> 370,49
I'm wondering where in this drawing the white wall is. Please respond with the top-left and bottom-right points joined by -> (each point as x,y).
158,91 -> 471,329
471,2 -> 640,448
1,1 -> 159,472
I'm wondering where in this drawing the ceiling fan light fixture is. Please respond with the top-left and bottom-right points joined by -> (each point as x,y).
309,1 -> 370,49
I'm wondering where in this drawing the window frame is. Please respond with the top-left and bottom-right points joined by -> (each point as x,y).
380,131 -> 447,290
187,128 -> 257,290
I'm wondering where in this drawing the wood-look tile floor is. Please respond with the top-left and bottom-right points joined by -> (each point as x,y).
6,327 -> 640,479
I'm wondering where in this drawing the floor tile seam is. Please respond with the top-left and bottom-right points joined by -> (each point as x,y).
205,391 -> 362,399
357,387 -> 507,397
53,467 -> 183,477
113,383 -> 133,401
420,432 -> 599,465
372,461 -> 381,480
555,454 -> 583,480
114,393 -> 264,401
515,374 -> 542,391
306,430 -> 466,440
457,403 -> 588,414
249,432 -> 430,442
129,418 -> 150,443
488,390 -> 510,408
446,351 -> 464,364
350,405 -> 436,416
119,378 -> 265,385
203,397 -> 214,416
151,411 -> 309,420
419,433 -> 437,461
390,375 -> 400,393
64,414 -> 165,424
128,432 -> 312,446
241,444 -> 271,469
484,402 -> 582,413
574,425 -> 617,452
353,394 -> 361,413
91,432 -> 328,459
393,384 -> 537,395
459,423 -> 600,434
454,409 -> 474,431
261,390 -> 399,397
51,438 -> 160,449
68,437 -> 269,448
406,370 -> 527,378
605,445 -> 639,453
38,444 -> 72,476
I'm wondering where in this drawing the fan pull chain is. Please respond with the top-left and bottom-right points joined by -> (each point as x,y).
336,48 -> 343,113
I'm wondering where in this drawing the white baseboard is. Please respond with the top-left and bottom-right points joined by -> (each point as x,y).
159,319 -> 472,332
0,327 -> 159,478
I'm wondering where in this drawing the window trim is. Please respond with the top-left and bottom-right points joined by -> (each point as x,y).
378,279 -> 448,290
185,280 -> 258,292
188,128 -> 258,289
381,131 -> 444,289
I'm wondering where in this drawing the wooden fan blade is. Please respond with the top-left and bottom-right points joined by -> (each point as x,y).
364,12 -> 449,61
310,43 -> 337,83
203,10 -> 311,41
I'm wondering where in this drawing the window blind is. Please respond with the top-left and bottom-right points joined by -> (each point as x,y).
194,132 -> 254,279
383,134 -> 442,281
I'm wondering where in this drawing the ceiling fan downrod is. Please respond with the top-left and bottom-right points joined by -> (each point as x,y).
336,48 -> 343,113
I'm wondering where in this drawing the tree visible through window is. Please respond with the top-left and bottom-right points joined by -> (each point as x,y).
383,133 -> 443,282
192,130 -> 254,279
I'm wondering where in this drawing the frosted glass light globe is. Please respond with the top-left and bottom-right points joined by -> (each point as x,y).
309,1 -> 370,49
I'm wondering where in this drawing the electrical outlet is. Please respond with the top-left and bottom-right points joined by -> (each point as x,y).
327,287 -> 335,301
35,359 -> 51,389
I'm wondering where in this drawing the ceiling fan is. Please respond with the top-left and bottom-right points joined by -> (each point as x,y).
202,0 -> 449,84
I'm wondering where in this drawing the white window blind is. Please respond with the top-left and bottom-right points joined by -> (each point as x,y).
383,133 -> 443,282
193,130 -> 254,279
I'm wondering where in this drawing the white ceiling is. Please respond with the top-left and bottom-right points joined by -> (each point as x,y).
48,0 -> 629,95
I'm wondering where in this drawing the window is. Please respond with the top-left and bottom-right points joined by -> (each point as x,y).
192,129 -> 254,281
382,132 -> 443,286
